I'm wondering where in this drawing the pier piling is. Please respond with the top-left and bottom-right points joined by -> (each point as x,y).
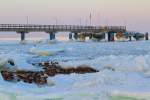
145,32 -> 149,40
108,32 -> 115,42
21,32 -> 25,41
129,36 -> 132,41
49,32 -> 56,40
89,34 -> 93,39
69,33 -> 73,40
74,33 -> 78,40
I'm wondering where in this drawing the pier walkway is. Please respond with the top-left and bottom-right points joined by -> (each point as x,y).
0,24 -> 126,41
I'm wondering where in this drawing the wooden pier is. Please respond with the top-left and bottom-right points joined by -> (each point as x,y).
0,24 -> 126,41
0,24 -> 147,42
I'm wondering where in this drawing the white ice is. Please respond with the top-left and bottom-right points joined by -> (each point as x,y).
1,40 -> 150,99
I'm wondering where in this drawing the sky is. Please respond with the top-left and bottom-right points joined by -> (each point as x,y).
0,0 -> 150,38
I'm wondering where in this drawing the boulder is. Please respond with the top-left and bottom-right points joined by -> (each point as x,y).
37,61 -> 99,76
1,70 -> 15,81
1,70 -> 48,85
0,61 -> 99,86
16,71 -> 48,85
75,65 -> 99,74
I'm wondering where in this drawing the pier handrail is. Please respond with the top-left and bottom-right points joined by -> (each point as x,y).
0,24 -> 126,32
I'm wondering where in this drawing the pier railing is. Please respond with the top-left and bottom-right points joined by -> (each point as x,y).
0,24 -> 126,33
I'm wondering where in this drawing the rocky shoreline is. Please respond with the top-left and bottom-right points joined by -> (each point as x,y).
1,61 -> 99,86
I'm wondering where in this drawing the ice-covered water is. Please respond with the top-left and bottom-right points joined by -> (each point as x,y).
1,40 -> 150,100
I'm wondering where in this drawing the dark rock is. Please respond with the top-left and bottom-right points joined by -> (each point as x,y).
37,61 -> 99,76
75,65 -> 99,74
16,71 -> 34,83
8,60 -> 15,66
62,67 -> 76,74
1,61 -> 99,86
1,70 -> 15,81
16,71 -> 48,85
1,70 -> 48,85
34,72 -> 47,85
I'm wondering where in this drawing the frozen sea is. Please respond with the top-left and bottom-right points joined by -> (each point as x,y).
1,39 -> 150,100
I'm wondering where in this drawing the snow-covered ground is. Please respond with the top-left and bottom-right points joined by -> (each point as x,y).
1,40 -> 150,100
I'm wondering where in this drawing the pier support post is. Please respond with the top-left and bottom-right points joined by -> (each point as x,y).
69,33 -> 73,40
49,32 -> 56,40
89,34 -> 93,39
21,32 -> 25,41
108,31 -> 114,42
17,32 -> 28,41
145,32 -> 149,40
74,33 -> 78,40
129,36 -> 132,41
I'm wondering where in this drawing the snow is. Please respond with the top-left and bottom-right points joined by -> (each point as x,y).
1,40 -> 150,99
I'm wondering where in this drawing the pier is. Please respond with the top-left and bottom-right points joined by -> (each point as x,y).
0,24 -> 148,42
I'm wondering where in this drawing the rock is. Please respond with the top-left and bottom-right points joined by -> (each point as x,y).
16,71 -> 35,83
8,60 -> 15,66
1,70 -> 15,81
0,61 -> 99,86
44,67 -> 58,76
64,68 -> 76,74
39,61 -> 59,67
75,65 -> 99,74
43,64 -> 63,76
16,71 -> 48,85
1,70 -> 48,85
0,58 -> 18,72
36,61 -> 99,76
33,72 -> 48,85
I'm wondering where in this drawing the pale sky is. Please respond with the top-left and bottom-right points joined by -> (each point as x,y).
0,0 -> 150,35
